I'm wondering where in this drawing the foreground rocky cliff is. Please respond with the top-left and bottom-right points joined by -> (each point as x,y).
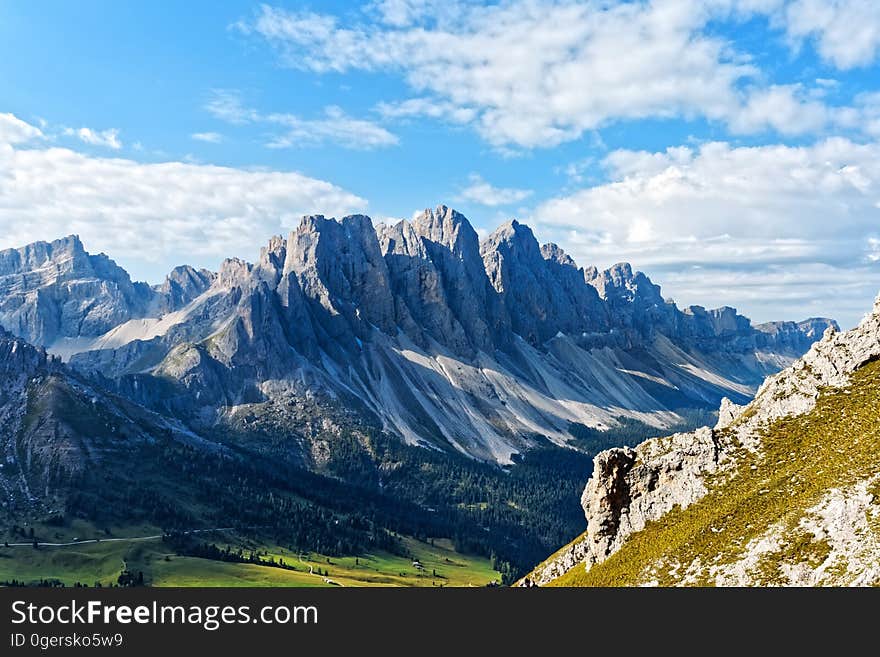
528,294 -> 880,586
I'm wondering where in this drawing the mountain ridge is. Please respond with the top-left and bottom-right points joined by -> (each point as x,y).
0,206 -> 836,463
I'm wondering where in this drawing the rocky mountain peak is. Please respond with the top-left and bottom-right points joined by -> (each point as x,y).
260,234 -> 287,265
799,316 -> 841,339
540,243 -> 577,268
0,234 -> 85,278
256,235 -> 288,286
217,257 -> 254,289
412,204 -> 479,252
156,265 -> 216,312
285,213 -> 397,335
380,207 -> 495,355
0,234 -> 155,346
586,262 -> 641,297
683,305 -> 750,335
481,219 -> 541,258
582,262 -> 668,337
480,220 -> 543,293
3,214 -> 841,468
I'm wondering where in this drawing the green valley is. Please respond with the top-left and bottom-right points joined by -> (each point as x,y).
0,526 -> 499,588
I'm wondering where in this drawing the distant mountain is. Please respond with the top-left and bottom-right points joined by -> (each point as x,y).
528,293 -> 880,587
0,206 -> 836,463
0,235 -> 213,348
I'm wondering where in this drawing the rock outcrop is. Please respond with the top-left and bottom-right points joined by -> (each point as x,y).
529,427 -> 726,585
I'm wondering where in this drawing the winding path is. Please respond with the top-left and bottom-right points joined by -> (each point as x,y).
2,527 -> 235,548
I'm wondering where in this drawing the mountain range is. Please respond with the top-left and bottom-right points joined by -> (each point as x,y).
0,206 -> 839,580
0,206 -> 834,464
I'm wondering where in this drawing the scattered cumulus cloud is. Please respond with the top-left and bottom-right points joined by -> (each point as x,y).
205,90 -> 397,150
0,114 -> 367,282
728,84 -> 833,135
204,89 -> 259,124
266,106 -> 398,149
237,1 -> 878,150
533,138 -> 880,327
376,98 -> 477,125
458,174 -> 532,207
868,237 -> 880,262
191,131 -> 223,143
65,126 -> 122,150
782,0 -> 880,69
366,0 -> 465,27
853,92 -> 880,137
0,113 -> 44,144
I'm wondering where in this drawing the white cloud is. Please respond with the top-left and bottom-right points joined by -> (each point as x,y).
0,114 -> 367,283
367,0 -> 464,27
814,77 -> 839,89
868,237 -> 880,262
205,89 -> 259,124
376,98 -> 477,125
728,84 -> 832,135
266,106 -> 398,149
66,126 -> 122,150
239,1 -> 863,149
191,132 -> 223,143
206,90 -> 397,149
0,113 -> 44,144
458,174 -> 532,207
782,0 -> 880,69
854,92 -> 880,137
534,138 -> 880,327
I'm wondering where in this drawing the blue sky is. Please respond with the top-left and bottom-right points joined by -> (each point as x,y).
2,1 -> 880,327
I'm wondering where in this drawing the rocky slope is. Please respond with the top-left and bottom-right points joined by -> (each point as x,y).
529,294 -> 880,586
0,328 -> 218,524
0,207 -> 835,463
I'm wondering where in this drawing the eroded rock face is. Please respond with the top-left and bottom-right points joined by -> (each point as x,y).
289,214 -> 397,333
1,208 -> 838,464
533,293 -> 880,584
378,216 -> 477,356
0,236 -> 154,345
530,427 -> 726,585
411,206 -> 499,353
582,427 -> 725,561
0,330 -> 95,508
482,220 -> 608,346
156,265 -> 215,313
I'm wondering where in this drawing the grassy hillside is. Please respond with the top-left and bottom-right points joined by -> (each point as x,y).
550,359 -> 880,586
0,527 -> 500,588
